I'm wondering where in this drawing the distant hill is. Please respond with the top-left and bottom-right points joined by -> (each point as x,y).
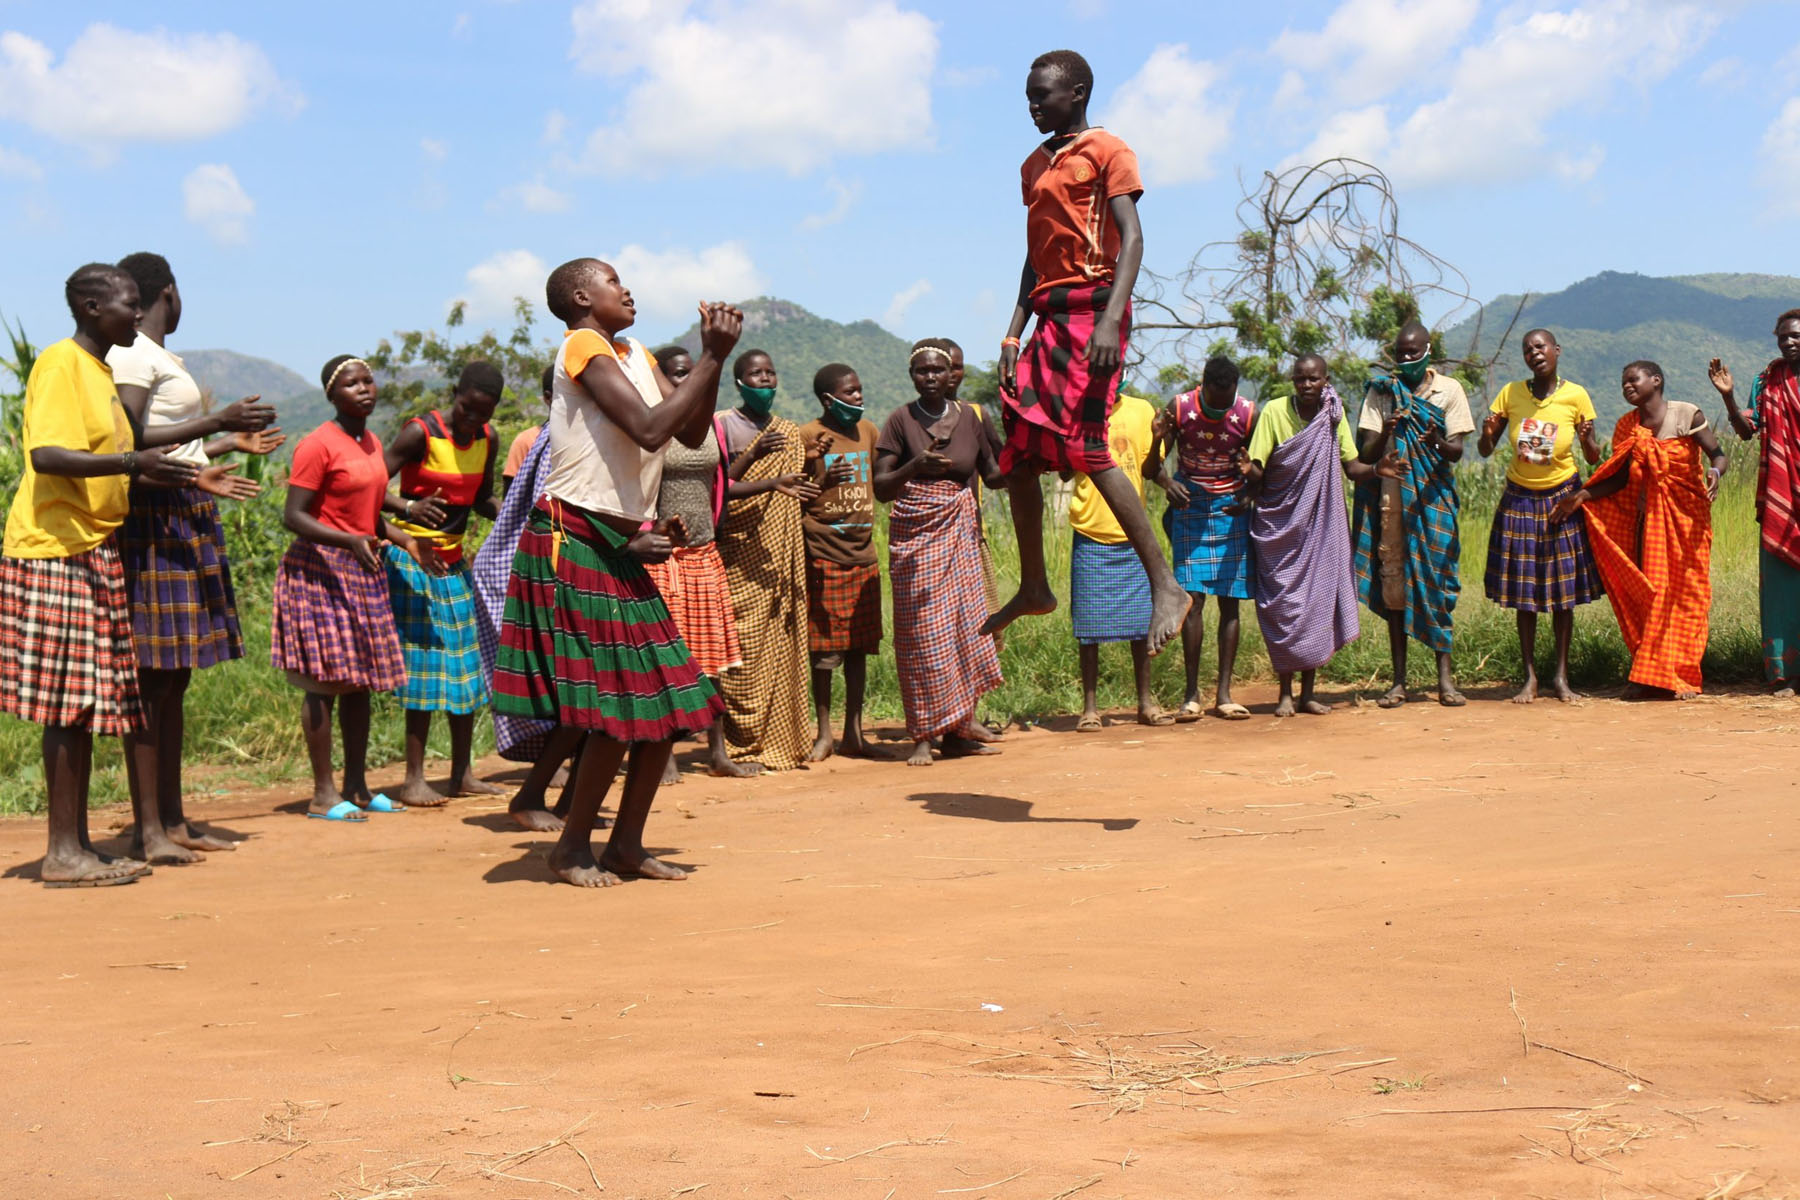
666,297 -> 915,425
180,350 -> 331,444
1446,271 -> 1800,422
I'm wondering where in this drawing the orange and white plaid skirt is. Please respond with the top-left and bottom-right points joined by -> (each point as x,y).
644,541 -> 742,679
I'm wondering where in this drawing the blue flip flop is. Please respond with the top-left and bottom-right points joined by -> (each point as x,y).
365,793 -> 406,813
308,800 -> 368,822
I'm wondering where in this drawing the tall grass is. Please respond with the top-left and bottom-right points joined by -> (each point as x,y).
0,438 -> 1768,814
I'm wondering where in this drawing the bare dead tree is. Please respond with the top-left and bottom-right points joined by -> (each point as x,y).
1132,158 -> 1517,396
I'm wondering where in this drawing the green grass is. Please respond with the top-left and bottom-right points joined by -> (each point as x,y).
0,439 -> 1768,815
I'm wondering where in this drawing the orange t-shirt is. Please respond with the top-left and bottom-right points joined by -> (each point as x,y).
1020,128 -> 1143,296
289,421 -> 388,537
503,424 -> 541,479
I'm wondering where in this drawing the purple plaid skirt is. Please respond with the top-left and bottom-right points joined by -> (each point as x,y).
119,485 -> 244,671
1483,478 -> 1604,613
270,540 -> 406,691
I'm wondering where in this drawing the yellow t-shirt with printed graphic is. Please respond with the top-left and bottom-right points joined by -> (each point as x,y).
1489,379 -> 1597,490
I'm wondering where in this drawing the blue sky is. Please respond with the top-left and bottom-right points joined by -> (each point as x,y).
1,0 -> 1796,390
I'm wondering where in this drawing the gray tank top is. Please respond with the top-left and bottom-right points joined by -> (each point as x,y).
655,425 -> 720,546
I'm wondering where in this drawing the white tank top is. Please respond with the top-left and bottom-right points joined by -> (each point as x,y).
544,333 -> 664,522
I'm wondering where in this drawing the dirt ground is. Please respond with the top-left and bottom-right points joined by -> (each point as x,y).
3,684 -> 1798,1199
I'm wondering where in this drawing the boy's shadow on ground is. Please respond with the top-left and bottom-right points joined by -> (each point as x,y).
482,841 -> 694,884
909,792 -> 1137,831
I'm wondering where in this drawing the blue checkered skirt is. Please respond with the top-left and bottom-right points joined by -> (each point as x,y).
1069,532 -> 1153,644
1170,484 -> 1253,600
386,546 -> 490,713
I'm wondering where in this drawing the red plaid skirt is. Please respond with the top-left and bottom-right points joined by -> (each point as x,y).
998,283 -> 1127,475
644,542 -> 742,679
0,541 -> 143,734
806,559 -> 882,653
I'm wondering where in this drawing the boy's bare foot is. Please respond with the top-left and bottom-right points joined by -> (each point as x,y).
1377,685 -> 1408,709
509,806 -> 565,833
546,845 -> 621,888
1675,689 -> 1699,701
600,849 -> 689,880
308,786 -> 364,818
1137,707 -> 1175,726
660,757 -> 683,786
906,739 -> 934,766
449,772 -> 506,797
549,764 -> 570,788
806,732 -> 835,762
1620,682 -> 1655,700
980,585 -> 1056,636
1438,688 -> 1467,707
42,849 -> 147,887
168,821 -> 236,852
129,827 -> 202,866
392,778 -> 449,807
1300,698 -> 1333,716
1273,695 -> 1297,718
709,753 -> 763,778
942,734 -> 1000,758
1146,585 -> 1193,657
1511,680 -> 1539,705
1549,677 -> 1581,703
1776,683 -> 1797,698
837,729 -> 890,759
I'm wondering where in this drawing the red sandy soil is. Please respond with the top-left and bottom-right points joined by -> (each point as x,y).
2,684 -> 1798,1199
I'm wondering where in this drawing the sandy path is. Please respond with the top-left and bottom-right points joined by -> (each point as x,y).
2,685 -> 1797,1198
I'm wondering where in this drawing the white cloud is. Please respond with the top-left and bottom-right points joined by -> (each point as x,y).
881,278 -> 931,332
498,177 -> 573,213
1285,104 -> 1391,170
569,0 -> 937,175
460,250 -> 549,322
1100,44 -> 1232,187
609,242 -> 765,319
1698,56 -> 1743,89
1759,97 -> 1800,219
451,12 -> 472,38
799,176 -> 862,230
0,146 -> 42,180
182,163 -> 253,244
1290,0 -> 1718,188
0,23 -> 297,148
1271,0 -> 1481,107
420,137 -> 448,162
542,109 -> 568,145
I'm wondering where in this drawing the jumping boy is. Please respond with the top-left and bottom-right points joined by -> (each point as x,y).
987,48 -> 1189,655
797,363 -> 878,760
1151,356 -> 1257,721
1352,321 -> 1475,708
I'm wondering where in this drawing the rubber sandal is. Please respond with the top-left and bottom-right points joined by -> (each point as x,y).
43,862 -> 148,888
1211,702 -> 1252,721
308,800 -> 368,822
1074,715 -> 1103,733
1138,711 -> 1176,727
365,793 -> 406,813
1174,701 -> 1204,723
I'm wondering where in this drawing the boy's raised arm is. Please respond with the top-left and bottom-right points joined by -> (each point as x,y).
578,303 -> 742,452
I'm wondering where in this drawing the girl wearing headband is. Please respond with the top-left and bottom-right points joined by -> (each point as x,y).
269,355 -> 437,821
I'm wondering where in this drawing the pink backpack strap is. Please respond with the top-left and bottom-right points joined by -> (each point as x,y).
710,414 -> 729,526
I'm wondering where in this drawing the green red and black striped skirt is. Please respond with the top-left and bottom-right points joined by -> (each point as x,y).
493,498 -> 721,743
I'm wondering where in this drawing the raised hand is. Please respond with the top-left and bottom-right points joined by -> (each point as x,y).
1482,410 -> 1509,443
773,472 -> 821,502
136,447 -> 199,488
699,302 -> 744,361
217,395 -> 277,433
822,457 -> 854,487
1708,358 -> 1734,396
231,426 -> 286,456
804,432 -> 831,465
195,461 -> 260,501
405,488 -> 448,528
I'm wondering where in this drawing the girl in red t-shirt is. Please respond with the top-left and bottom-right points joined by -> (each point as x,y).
270,355 -> 437,821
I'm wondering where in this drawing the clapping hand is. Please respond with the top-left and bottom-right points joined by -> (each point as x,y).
698,302 -> 744,361
1481,410 -> 1509,443
217,395 -> 277,433
404,488 -> 448,528
229,427 -> 286,456
136,447 -> 199,488
773,472 -> 821,502
347,534 -> 384,572
196,461 -> 260,501
1376,450 -> 1405,480
1708,358 -> 1734,397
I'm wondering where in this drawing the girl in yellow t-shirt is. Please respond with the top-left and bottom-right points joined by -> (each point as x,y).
1476,328 -> 1605,704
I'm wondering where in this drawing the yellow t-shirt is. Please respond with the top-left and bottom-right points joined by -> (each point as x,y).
3,339 -> 134,559
1069,394 -> 1155,545
1245,395 -> 1359,466
1489,379 -> 1597,490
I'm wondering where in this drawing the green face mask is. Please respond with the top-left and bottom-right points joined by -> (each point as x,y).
1395,354 -> 1430,388
826,398 -> 864,427
736,382 -> 776,415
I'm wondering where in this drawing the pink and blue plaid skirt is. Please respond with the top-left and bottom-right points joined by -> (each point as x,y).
270,540 -> 406,691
